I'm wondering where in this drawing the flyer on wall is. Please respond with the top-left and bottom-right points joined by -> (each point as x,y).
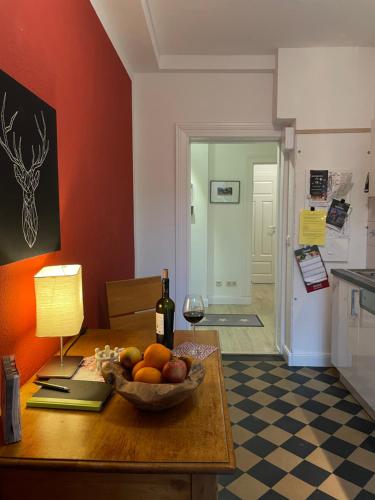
326,199 -> 350,231
295,245 -> 329,293
310,170 -> 328,201
299,209 -> 327,246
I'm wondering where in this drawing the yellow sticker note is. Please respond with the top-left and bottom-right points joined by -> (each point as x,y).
299,209 -> 327,246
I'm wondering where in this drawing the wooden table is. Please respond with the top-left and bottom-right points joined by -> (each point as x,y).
0,329 -> 235,500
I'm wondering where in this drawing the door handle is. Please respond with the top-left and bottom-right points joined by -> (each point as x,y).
351,289 -> 359,317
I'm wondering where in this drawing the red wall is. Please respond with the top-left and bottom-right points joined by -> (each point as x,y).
0,0 -> 134,383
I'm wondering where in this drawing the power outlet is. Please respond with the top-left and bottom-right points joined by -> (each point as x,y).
216,281 -> 223,287
226,281 -> 237,287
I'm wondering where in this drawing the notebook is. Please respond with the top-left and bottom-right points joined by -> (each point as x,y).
26,378 -> 113,412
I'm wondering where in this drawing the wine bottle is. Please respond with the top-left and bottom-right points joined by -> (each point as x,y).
155,269 -> 175,349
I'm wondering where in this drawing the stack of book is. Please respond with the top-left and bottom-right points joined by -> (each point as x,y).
1,355 -> 21,444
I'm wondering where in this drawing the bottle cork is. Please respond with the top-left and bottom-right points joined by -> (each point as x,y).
162,269 -> 168,279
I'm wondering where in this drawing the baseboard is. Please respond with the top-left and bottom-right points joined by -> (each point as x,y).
282,344 -> 331,367
222,354 -> 283,361
208,295 -> 251,305
282,344 -> 290,364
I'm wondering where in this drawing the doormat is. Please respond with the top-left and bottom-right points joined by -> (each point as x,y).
199,314 -> 263,327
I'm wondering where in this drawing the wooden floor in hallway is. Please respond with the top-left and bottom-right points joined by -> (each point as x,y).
197,284 -> 278,354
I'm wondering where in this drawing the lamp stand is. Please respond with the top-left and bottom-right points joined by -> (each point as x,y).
36,336 -> 83,379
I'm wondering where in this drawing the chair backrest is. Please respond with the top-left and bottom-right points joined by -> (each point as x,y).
106,276 -> 161,330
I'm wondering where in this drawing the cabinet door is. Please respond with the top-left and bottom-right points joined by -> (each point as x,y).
331,277 -> 347,368
356,291 -> 375,411
331,277 -> 359,375
343,284 -> 360,382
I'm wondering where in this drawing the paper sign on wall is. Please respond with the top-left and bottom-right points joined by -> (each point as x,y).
295,246 -> 329,293
299,209 -> 327,246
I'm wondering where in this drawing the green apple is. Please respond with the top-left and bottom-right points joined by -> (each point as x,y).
120,346 -> 142,368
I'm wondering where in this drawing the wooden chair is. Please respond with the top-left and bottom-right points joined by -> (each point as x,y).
106,276 -> 161,330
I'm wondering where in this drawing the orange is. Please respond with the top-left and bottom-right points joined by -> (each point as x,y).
143,343 -> 171,370
132,360 -> 146,380
134,367 -> 162,384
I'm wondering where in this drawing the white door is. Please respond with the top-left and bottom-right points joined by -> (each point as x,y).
251,164 -> 277,283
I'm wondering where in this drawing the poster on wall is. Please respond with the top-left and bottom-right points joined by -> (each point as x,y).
326,198 -> 351,231
305,169 -> 353,214
0,69 -> 60,265
309,170 -> 328,201
304,169 -> 353,262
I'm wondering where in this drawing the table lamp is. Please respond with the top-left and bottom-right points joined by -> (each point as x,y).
34,264 -> 84,379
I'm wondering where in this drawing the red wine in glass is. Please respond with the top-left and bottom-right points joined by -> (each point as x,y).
182,294 -> 204,357
183,311 -> 204,324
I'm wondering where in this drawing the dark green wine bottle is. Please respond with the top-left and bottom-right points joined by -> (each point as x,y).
155,269 -> 175,349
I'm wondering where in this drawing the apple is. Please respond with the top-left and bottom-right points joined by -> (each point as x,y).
162,358 -> 187,383
179,355 -> 193,374
120,346 -> 142,368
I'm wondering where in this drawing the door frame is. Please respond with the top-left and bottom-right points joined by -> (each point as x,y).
175,122 -> 292,353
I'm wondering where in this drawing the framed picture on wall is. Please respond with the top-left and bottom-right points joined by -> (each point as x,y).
210,180 -> 240,204
0,69 -> 60,266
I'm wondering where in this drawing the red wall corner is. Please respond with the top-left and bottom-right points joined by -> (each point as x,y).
0,0 -> 134,383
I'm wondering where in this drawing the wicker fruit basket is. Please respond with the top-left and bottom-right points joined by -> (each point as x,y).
101,359 -> 205,411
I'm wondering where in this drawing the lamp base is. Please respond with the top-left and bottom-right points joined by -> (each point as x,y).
36,356 -> 83,379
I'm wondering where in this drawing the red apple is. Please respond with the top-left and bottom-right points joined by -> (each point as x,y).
162,359 -> 187,383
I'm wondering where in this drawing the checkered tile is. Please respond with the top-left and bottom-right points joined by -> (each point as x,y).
219,357 -> 375,499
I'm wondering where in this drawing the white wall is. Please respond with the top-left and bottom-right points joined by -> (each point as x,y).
133,50 -> 375,362
290,133 -> 370,365
277,48 -> 374,365
206,143 -> 278,304
208,143 -> 252,304
277,48 -> 375,129
190,144 -> 209,300
190,142 -> 278,306
133,73 -> 274,316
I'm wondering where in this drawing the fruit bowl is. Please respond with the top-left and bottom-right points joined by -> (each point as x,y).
101,359 -> 205,411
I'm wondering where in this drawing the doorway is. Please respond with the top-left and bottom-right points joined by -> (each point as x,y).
175,122 -> 291,357
190,142 -> 280,354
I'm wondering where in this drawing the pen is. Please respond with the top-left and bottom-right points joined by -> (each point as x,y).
34,381 -> 70,392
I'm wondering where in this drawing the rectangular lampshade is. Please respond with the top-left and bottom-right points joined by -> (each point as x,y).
34,264 -> 84,338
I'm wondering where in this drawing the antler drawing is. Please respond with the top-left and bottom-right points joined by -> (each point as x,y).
0,92 -> 49,248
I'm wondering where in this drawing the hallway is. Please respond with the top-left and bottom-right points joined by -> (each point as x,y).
198,284 -> 277,354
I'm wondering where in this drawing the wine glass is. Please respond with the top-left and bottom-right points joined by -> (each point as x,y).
183,294 -> 205,357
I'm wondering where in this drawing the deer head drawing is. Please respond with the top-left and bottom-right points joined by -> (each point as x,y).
0,92 -> 49,248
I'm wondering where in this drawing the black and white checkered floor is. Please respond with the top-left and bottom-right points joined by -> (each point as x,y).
219,356 -> 375,499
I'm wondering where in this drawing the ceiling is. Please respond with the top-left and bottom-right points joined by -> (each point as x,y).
90,0 -> 375,74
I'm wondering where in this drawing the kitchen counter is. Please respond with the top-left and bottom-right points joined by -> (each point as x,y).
331,272 -> 375,420
331,268 -> 375,292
